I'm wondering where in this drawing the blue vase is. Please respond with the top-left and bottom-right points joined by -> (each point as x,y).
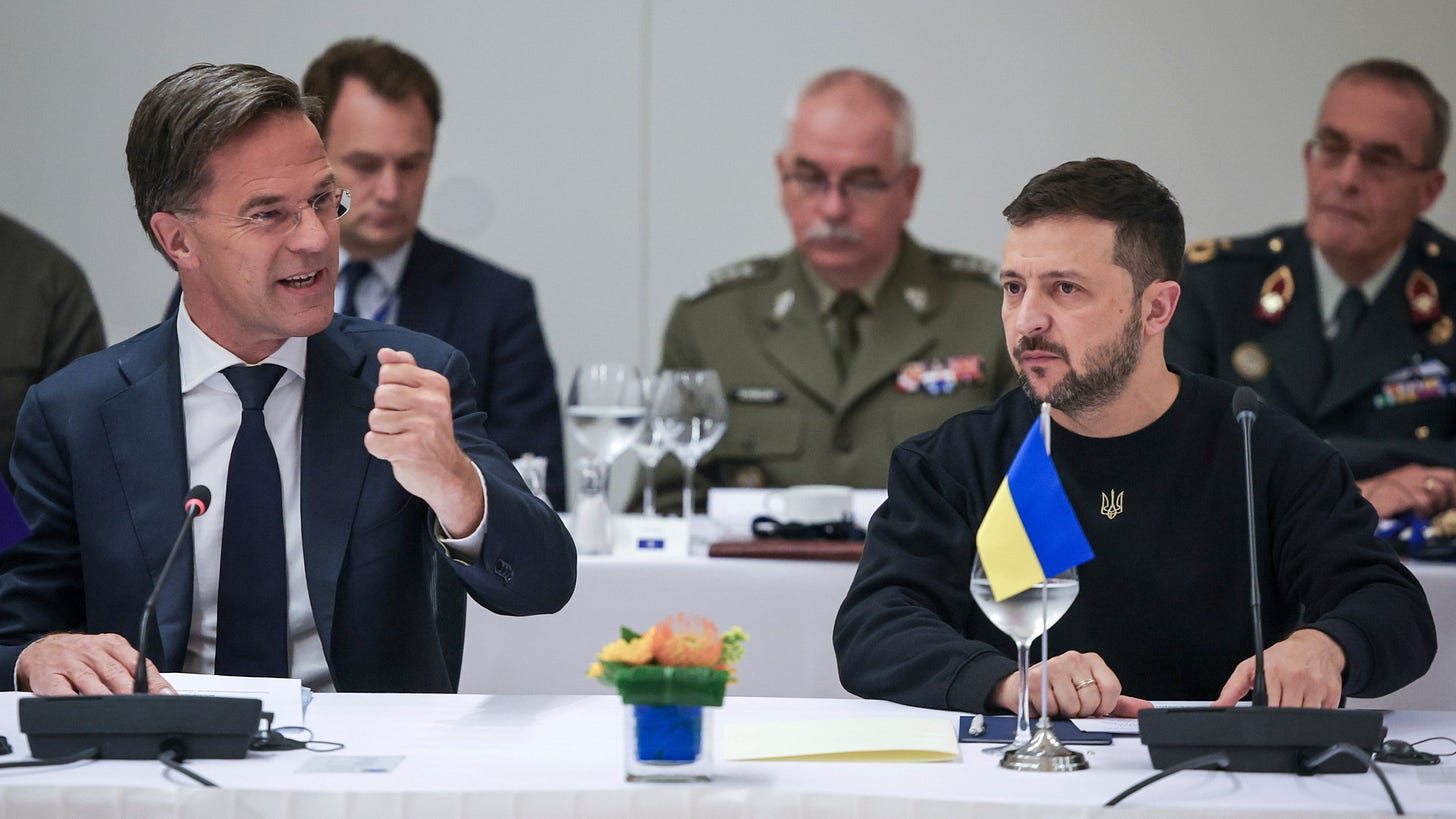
624,703 -> 713,781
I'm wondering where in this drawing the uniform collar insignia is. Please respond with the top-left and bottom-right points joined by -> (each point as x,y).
903,286 -> 929,314
1255,265 -> 1295,324
1406,269 -> 1441,324
771,289 -> 796,322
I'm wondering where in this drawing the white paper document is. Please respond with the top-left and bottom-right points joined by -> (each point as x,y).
165,672 -> 306,727
724,717 -> 958,762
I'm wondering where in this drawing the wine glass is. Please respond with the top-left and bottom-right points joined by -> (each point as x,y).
566,363 -> 647,550
631,374 -> 670,516
969,554 -> 1080,753
650,370 -> 728,522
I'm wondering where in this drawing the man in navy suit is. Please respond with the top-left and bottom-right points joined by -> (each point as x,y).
301,39 -> 566,510
0,63 -> 576,694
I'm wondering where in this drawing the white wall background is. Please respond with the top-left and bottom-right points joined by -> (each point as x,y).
4,0 -> 1456,392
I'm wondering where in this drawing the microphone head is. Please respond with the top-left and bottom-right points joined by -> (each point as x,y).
1232,387 -> 1260,419
184,485 -> 211,516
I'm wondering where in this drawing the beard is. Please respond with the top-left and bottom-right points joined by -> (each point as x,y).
1016,310 -> 1143,414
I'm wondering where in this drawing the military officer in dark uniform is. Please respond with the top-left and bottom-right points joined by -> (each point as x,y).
658,68 -> 1013,495
1169,58 -> 1456,518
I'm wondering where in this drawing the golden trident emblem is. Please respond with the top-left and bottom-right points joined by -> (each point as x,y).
1100,490 -> 1124,520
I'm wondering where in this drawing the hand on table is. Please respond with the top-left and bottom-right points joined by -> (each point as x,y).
990,650 -> 1153,718
16,632 -> 174,695
1213,628 -> 1346,709
1358,464 -> 1456,518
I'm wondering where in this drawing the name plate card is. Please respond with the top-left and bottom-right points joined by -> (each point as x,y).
612,514 -> 690,557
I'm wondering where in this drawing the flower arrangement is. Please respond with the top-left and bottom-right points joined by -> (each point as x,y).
589,613 -> 748,782
588,613 -> 749,706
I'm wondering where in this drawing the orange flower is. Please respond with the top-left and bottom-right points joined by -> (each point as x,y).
651,613 -> 723,667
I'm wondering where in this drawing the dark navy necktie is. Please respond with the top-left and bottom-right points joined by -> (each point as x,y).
339,260 -> 372,318
215,363 -> 289,678
1330,286 -> 1367,356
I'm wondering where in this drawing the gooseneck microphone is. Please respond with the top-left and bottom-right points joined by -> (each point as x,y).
19,486 -> 263,761
134,485 -> 210,694
1136,387 -> 1383,775
1231,387 -> 1268,708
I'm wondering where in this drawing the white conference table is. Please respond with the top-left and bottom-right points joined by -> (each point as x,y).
1,693 -> 1453,818
463,556 -> 1456,710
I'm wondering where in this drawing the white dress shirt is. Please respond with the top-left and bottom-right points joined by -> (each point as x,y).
337,241 -> 410,324
1312,244 -> 1402,339
175,298 -> 487,692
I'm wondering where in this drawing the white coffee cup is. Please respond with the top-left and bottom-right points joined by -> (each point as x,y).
765,484 -> 854,524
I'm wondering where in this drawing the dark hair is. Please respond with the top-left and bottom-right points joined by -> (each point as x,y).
126,63 -> 321,266
1002,158 -> 1185,291
1330,58 -> 1450,168
303,37 -> 441,140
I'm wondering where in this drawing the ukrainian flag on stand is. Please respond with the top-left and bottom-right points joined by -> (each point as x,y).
976,416 -> 1094,601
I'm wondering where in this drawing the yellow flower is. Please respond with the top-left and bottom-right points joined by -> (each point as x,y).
597,626 -> 657,665
587,662 -> 604,679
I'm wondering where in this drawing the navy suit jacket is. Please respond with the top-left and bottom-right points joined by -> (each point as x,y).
0,316 -> 576,693
399,231 -> 565,510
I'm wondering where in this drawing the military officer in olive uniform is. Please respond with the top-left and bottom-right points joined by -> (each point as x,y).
657,68 -> 1013,496
1168,58 -> 1456,519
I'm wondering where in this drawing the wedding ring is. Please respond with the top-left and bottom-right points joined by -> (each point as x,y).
1425,478 -> 1440,492
1073,677 -> 1097,691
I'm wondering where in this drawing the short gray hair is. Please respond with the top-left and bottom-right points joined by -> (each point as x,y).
1329,58 -> 1449,168
126,63 -> 322,267
786,68 -> 915,167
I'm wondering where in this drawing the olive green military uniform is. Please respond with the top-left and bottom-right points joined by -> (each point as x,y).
1167,220 -> 1456,477
0,213 -> 105,488
659,232 -> 1014,493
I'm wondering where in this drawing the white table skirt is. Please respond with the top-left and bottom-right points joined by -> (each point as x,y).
464,555 -> 1456,710
0,694 -> 1451,818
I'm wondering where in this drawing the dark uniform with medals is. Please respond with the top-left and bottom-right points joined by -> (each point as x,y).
1167,219 -> 1456,477
659,231 -> 1015,492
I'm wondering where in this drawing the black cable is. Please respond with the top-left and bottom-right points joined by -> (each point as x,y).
1303,742 -> 1403,815
1412,736 -> 1456,756
1105,751 -> 1230,807
158,749 -> 219,788
0,745 -> 99,770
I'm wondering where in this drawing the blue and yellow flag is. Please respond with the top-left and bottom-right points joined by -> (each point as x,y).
976,416 -> 1093,601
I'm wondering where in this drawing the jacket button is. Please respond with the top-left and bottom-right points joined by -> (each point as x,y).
834,432 -> 852,452
1415,425 -> 1432,440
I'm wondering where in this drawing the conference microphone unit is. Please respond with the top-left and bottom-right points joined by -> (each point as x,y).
1138,388 -> 1382,774
19,486 -> 263,761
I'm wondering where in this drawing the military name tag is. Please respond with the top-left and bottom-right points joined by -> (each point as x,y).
731,386 -> 785,404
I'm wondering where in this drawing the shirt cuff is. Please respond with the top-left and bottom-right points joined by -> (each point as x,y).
433,463 -> 488,564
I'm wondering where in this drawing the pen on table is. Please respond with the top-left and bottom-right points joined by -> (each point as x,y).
969,714 -> 985,736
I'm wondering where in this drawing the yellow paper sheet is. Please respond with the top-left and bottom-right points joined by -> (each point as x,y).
723,717 -> 958,762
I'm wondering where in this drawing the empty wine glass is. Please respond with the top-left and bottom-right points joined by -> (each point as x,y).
632,374 -> 670,516
969,554 -> 1080,754
650,370 -> 728,522
566,363 -> 647,551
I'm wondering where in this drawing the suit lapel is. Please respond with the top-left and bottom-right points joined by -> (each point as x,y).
98,323 -> 191,669
759,256 -> 840,411
395,231 -> 455,339
299,324 -> 376,662
839,241 -> 937,414
1257,239 -> 1328,420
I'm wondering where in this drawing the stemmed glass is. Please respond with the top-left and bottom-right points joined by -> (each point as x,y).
650,370 -> 728,522
632,374 -> 670,516
969,555 -> 1080,757
566,363 -> 647,550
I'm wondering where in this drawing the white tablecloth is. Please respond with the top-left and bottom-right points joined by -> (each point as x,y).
0,693 -> 1451,818
464,556 -> 1456,710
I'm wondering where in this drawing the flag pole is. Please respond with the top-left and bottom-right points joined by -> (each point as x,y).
1038,402 -> 1052,727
